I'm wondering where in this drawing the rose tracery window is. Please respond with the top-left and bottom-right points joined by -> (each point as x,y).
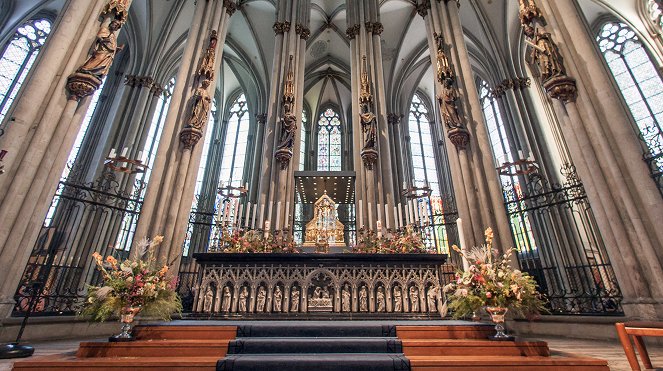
597,21 -> 663,193
0,18 -> 52,122
317,108 -> 342,171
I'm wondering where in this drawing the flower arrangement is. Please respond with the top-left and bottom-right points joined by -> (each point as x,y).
441,228 -> 546,319
217,228 -> 299,253
354,227 -> 431,254
81,235 -> 182,322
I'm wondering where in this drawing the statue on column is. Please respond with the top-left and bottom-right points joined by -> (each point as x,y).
434,33 -> 453,82
360,102 -> 377,150
198,30 -> 218,80
103,0 -> 131,24
77,20 -> 123,80
276,102 -> 297,150
439,78 -> 464,130
528,28 -> 567,83
274,55 -> 297,167
187,79 -> 212,130
359,56 -> 378,168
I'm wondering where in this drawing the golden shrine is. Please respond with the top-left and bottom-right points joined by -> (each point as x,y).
303,193 -> 345,248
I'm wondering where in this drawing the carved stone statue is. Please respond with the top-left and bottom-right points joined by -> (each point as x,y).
359,285 -> 368,312
360,103 -> 377,150
238,286 -> 248,312
273,286 -> 283,312
342,284 -> 351,312
256,286 -> 266,312
529,29 -> 566,82
434,33 -> 453,82
103,0 -> 130,23
203,286 -> 213,313
376,286 -> 386,312
187,79 -> 212,130
409,286 -> 420,312
276,106 -> 297,150
427,286 -> 437,312
78,20 -> 122,80
222,286 -> 232,312
393,286 -> 402,312
440,78 -> 464,130
198,30 -> 218,80
291,287 -> 300,312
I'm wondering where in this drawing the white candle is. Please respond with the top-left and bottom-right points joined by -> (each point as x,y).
408,200 -> 415,224
377,221 -> 382,239
402,181 -> 407,189
275,202 -> 282,230
385,204 -> 390,230
368,202 -> 373,230
405,202 -> 411,225
264,220 -> 270,239
457,218 -> 470,271
109,148 -> 116,158
394,206 -> 399,229
258,203 -> 265,228
252,204 -> 258,229
245,202 -> 252,228
121,147 -> 128,157
141,151 -> 148,163
137,151 -> 143,162
413,199 -> 420,222
398,203 -> 403,228
245,182 -> 248,190
237,202 -> 243,227
285,201 -> 290,228
358,201 -> 363,229
518,150 -> 524,159
377,203 -> 382,226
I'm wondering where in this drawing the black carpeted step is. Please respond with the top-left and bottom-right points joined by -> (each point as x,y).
227,337 -> 402,354
217,353 -> 411,371
237,323 -> 396,337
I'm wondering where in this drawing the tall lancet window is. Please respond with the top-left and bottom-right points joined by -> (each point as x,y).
317,108 -> 342,171
597,21 -> 663,192
299,109 -> 307,170
193,97 -> 219,197
0,18 -> 51,122
648,0 -> 663,32
408,94 -> 440,196
219,93 -> 249,187
479,80 -> 512,184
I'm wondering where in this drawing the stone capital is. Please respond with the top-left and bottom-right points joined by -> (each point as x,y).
224,0 -> 238,16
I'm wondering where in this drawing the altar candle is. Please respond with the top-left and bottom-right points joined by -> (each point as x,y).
285,201 -> 290,228
121,147 -> 128,157
258,203 -> 265,228
245,202 -> 251,228
457,218 -> 470,271
405,202 -> 411,225
377,221 -> 382,239
358,201 -> 363,228
408,200 -> 415,224
368,202 -> 373,230
394,206 -> 399,229
109,148 -> 116,158
275,202 -> 282,230
413,199 -> 420,222
264,220 -> 270,239
385,204 -> 390,230
377,204 -> 382,226
398,203 -> 404,228
237,202 -> 243,227
252,203 -> 258,229
137,151 -> 143,162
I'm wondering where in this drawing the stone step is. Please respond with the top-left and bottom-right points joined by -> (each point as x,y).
402,339 -> 550,357
407,355 -> 609,370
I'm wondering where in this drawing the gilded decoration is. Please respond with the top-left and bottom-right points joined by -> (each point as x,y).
303,193 -> 345,248
275,56 -> 297,168
198,30 -> 218,80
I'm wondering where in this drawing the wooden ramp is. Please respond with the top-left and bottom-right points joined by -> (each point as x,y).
12,322 -> 609,371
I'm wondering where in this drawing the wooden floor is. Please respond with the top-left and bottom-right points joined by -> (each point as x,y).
2,333 -> 661,370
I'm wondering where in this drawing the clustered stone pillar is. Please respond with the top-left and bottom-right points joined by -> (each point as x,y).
519,0 -> 663,318
255,0 -> 311,234
0,0 -> 132,317
346,0 -> 397,232
417,0 -> 514,251
133,0 -> 238,268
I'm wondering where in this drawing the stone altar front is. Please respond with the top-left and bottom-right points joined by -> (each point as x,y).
191,253 -> 448,318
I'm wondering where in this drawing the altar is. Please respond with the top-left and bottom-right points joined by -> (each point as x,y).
190,252 -> 448,318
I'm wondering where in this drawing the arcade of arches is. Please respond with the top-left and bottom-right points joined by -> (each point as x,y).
0,0 -> 663,343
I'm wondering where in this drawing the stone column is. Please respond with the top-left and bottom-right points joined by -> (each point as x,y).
255,0 -> 311,234
0,0 -> 132,318
133,0 -> 239,267
519,0 -> 663,318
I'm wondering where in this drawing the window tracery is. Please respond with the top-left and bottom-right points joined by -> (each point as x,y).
317,108 -> 342,171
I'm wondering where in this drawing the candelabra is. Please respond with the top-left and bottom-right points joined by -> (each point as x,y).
209,182 -> 249,251
401,182 -> 433,231
497,157 -> 539,177
104,148 -> 147,174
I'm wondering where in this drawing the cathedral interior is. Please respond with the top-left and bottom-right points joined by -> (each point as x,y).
0,0 -> 663,368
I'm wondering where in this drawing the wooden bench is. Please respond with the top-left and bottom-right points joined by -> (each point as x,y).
616,321 -> 663,370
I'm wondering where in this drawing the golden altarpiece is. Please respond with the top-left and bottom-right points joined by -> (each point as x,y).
302,193 -> 345,249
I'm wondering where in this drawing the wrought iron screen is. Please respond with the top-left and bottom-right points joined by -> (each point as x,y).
503,166 -> 623,315
12,171 -> 144,316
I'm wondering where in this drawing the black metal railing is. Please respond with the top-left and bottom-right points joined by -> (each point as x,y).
502,166 -> 623,315
12,171 -> 143,316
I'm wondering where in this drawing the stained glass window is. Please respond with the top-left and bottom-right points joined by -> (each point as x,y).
317,108 -> 342,171
299,110 -> 307,171
218,93 -> 249,188
408,94 -> 440,196
0,18 -> 51,122
597,21 -> 663,192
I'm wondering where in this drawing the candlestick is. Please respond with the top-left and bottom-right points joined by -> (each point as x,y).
368,202 -> 373,230
121,147 -> 128,157
398,203 -> 403,228
109,148 -> 116,158
358,201 -> 363,229
394,206 -> 399,229
457,218 -> 470,271
258,203 -> 265,228
252,203 -> 258,229
237,202 -> 243,227
245,202 -> 251,228
377,204 -> 382,226
385,203 -> 390,230
275,202 -> 282,230
285,201 -> 290,228
405,202 -> 411,225
413,199 -> 420,222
